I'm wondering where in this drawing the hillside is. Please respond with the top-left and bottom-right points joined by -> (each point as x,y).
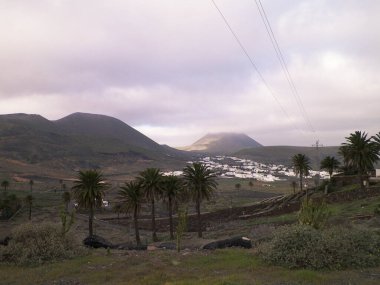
181,133 -> 262,154
235,145 -> 340,167
55,113 -> 161,151
0,113 -> 190,178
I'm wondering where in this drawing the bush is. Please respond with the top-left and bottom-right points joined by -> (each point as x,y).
0,223 -> 82,265
258,224 -> 380,270
374,204 -> 380,216
298,199 -> 330,229
0,194 -> 21,219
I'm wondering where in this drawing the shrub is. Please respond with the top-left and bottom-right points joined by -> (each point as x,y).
258,224 -> 380,270
0,223 -> 82,265
298,199 -> 330,229
0,194 -> 21,219
374,204 -> 380,216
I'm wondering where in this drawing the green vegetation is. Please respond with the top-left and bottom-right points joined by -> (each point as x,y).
161,175 -> 185,240
258,224 -> 380,270
118,180 -> 144,245
176,206 -> 188,253
298,199 -> 330,229
291,180 -> 297,193
29,179 -> 34,192
24,194 -> 33,221
292,153 -> 311,194
339,131 -> 379,186
0,193 -> 21,219
0,223 -> 80,265
183,162 -> 218,238
62,191 -> 71,214
374,203 -> 380,216
72,169 -> 109,237
320,156 -> 340,179
0,129 -> 379,284
0,249 -> 379,284
138,168 -> 163,242
1,180 -> 9,192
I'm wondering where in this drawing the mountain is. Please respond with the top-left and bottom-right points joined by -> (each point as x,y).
181,133 -> 262,154
235,145 -> 340,168
55,113 -> 161,151
0,113 -> 190,176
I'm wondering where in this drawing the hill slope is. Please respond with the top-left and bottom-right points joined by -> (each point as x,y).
0,113 -> 190,176
235,145 -> 340,167
55,113 -> 161,151
182,133 -> 262,154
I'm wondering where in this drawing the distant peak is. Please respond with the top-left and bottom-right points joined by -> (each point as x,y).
205,132 -> 245,137
57,112 -> 122,122
181,132 -> 262,154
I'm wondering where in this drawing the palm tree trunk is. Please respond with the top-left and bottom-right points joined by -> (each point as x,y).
65,202 -> 69,214
299,174 -> 303,192
359,171 -> 364,189
89,204 -> 94,237
151,198 -> 158,242
134,205 -> 141,246
169,196 -> 174,240
28,204 -> 32,220
196,192 -> 202,238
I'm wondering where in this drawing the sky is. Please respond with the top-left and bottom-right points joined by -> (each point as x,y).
0,0 -> 379,147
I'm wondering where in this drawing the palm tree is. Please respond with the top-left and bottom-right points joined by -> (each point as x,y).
291,180 -> 297,194
338,145 -> 353,174
292,154 -> 311,201
138,168 -> 162,242
320,156 -> 340,179
248,180 -> 254,190
29,179 -> 34,192
1,180 -> 9,192
59,179 -> 64,191
341,131 -> 379,188
183,162 -> 217,238
113,203 -> 123,224
235,183 -> 241,191
72,169 -> 108,237
161,175 -> 185,240
372,132 -> 380,153
25,194 -> 33,220
119,180 -> 144,246
62,191 -> 71,214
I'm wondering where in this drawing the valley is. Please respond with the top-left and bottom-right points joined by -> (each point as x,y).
0,112 -> 379,285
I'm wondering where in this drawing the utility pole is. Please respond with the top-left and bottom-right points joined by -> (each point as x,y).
312,140 -> 323,188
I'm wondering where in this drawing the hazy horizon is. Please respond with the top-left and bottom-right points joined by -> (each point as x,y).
0,1 -> 379,147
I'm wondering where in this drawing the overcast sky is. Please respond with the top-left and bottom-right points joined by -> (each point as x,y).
0,0 -> 379,147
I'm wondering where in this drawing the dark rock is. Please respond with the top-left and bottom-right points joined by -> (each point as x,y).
202,236 -> 252,250
83,235 -> 113,249
0,236 -> 10,246
157,242 -> 176,250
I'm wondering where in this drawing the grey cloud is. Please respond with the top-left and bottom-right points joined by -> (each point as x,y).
0,0 -> 379,146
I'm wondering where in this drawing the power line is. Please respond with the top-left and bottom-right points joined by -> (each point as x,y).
210,0 -> 300,132
253,0 -> 315,133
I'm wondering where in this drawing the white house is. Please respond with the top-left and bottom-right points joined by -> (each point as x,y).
376,169 -> 380,177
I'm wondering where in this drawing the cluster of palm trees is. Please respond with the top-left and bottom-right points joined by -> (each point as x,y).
71,162 -> 218,246
291,131 -> 380,196
339,131 -> 380,187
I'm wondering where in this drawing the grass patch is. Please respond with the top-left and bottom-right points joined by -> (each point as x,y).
328,196 -> 380,218
1,249 -> 380,284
